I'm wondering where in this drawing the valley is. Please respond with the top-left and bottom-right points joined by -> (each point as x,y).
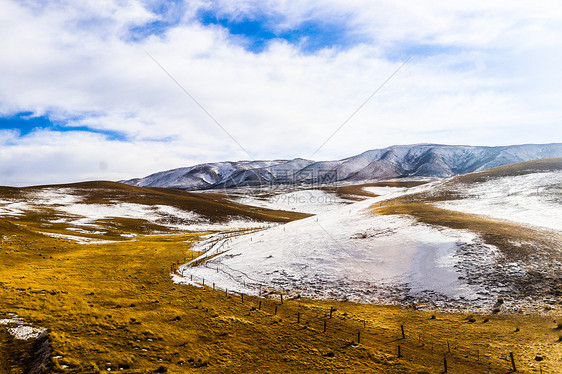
1,158 -> 561,373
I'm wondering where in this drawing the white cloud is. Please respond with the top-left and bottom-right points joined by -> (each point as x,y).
0,0 -> 561,186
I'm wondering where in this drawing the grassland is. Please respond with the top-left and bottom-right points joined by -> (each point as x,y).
1,169 -> 562,373
1,215 -> 560,373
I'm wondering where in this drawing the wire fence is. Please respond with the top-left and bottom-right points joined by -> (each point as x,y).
171,263 -> 551,374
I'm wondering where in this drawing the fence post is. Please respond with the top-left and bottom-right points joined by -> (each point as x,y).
280,294 -> 283,304
202,278 -> 205,286
274,305 -> 277,315
443,356 -> 447,373
401,324 -> 405,339
213,283 -> 215,290
297,312 -> 300,323
241,294 -> 244,303
258,300 -> 262,310
509,352 -> 516,372
447,340 -> 450,353
330,307 -> 333,318
323,320 -> 327,332
397,345 -> 401,358
357,330 -> 361,344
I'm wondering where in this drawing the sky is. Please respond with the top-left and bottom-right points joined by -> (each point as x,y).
1,0 -> 561,186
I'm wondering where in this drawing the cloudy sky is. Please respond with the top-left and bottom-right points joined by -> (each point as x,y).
1,0 -> 561,186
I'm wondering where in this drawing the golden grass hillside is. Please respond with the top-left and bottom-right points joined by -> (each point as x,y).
1,214 -> 561,373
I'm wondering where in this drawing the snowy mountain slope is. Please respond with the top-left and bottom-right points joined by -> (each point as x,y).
175,160 -> 562,311
122,143 -> 562,191
123,160 -> 287,190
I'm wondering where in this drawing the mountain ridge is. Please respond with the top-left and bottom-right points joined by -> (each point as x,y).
121,143 -> 562,190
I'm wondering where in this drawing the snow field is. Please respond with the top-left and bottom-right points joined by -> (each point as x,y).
176,182 -> 500,308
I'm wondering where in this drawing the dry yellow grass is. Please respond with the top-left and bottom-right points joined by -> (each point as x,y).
1,218 -> 561,373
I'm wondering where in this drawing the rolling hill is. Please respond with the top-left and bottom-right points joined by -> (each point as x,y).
0,181 -> 308,243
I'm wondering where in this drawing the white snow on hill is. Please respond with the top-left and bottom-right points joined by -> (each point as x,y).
361,186 -> 407,196
0,187 -> 272,241
436,171 -> 562,231
174,182 -> 503,309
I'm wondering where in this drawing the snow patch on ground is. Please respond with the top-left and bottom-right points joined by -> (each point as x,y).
67,227 -> 107,235
184,220 -> 276,232
29,188 -> 81,205
41,232 -> 117,245
362,186 -> 407,196
0,201 -> 29,216
7,325 -> 48,340
1,314 -> 47,340
0,317 -> 24,325
57,202 -> 202,226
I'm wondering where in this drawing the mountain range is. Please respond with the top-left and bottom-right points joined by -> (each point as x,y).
122,143 -> 562,190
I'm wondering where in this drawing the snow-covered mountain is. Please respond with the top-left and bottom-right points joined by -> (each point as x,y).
122,143 -> 562,190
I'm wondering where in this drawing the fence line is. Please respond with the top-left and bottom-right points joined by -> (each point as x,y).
172,266 -> 540,373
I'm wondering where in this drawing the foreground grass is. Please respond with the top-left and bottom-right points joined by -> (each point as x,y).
1,222 -> 560,373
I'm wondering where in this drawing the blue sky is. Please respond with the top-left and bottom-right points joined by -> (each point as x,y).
0,112 -> 125,140
196,9 -> 358,53
0,0 -> 561,186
